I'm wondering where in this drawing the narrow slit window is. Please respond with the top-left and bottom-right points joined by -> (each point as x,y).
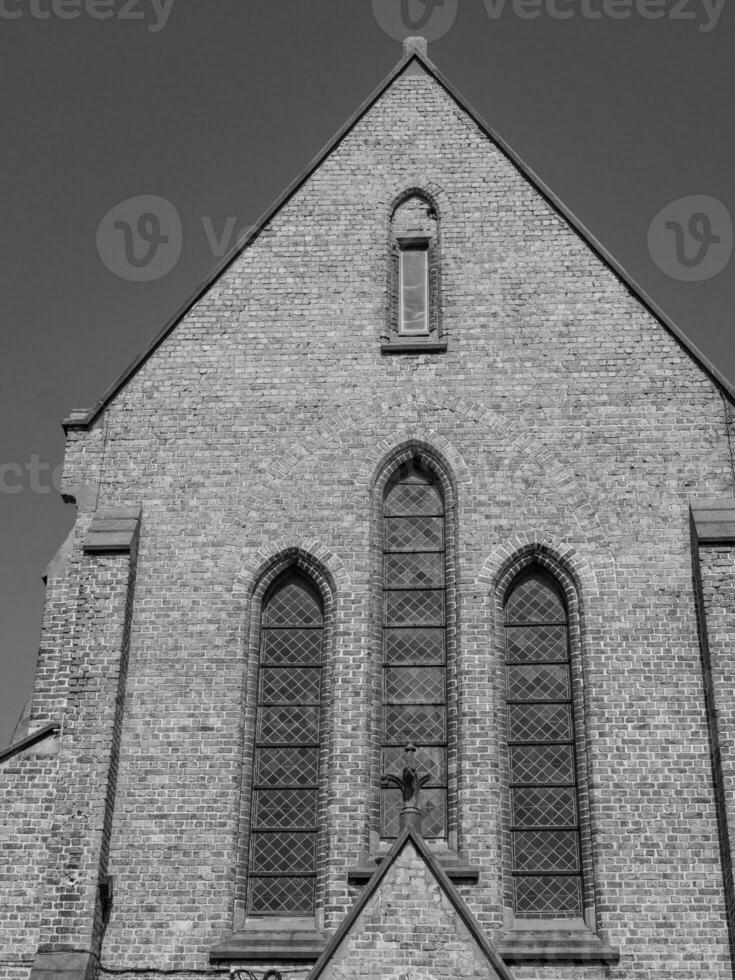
399,244 -> 429,336
504,571 -> 584,919
247,575 -> 324,917
381,461 -> 447,838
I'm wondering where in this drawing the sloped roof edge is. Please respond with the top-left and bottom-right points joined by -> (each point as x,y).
306,824 -> 515,980
64,47 -> 735,432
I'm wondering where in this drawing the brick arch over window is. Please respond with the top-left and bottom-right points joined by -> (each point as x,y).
386,187 -> 442,345
369,442 -> 459,850
233,548 -> 338,929
494,550 -> 597,929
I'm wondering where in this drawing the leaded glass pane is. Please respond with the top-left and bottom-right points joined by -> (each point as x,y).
382,464 -> 447,840
257,705 -> 319,744
253,789 -> 317,830
248,575 -> 323,916
248,876 -> 314,916
262,629 -> 322,665
385,666 -> 445,704
515,876 -> 582,918
250,832 -> 315,873
508,703 -> 572,743
506,624 -> 567,663
385,516 -> 443,552
255,747 -> 318,787
512,787 -> 577,828
507,664 -> 570,702
385,482 -> 443,517
385,551 -> 444,589
504,571 -> 583,918
385,628 -> 445,664
510,744 -> 575,786
513,831 -> 580,873
264,580 -> 322,627
385,704 -> 445,743
260,667 -> 321,705
386,590 -> 444,626
382,787 -> 446,839
505,573 -> 565,624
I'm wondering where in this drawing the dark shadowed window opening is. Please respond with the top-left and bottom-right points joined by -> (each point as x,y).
381,461 -> 447,839
504,571 -> 584,918
247,576 -> 324,916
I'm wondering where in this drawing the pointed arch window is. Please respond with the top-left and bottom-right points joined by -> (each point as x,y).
504,571 -> 584,919
381,461 -> 447,838
247,575 -> 324,916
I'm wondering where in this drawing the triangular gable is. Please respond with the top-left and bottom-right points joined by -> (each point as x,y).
65,44 -> 734,431
307,826 -> 515,980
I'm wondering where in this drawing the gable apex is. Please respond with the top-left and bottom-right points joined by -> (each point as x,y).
307,826 -> 515,980
63,43 -> 734,431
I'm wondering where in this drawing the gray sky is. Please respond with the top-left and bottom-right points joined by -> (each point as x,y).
1,0 -> 734,746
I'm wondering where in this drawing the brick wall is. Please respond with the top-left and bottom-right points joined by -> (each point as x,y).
11,60 -> 735,978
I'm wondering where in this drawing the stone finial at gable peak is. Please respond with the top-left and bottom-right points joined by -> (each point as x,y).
403,36 -> 428,59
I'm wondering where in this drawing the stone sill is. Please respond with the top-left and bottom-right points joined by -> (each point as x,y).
348,848 -> 478,884
210,922 -> 325,963
497,926 -> 619,964
381,341 -> 448,354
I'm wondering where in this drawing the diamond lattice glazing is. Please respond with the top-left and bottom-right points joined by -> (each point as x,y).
250,832 -> 315,874
510,744 -> 575,785
257,706 -> 319,744
385,482 -> 444,517
386,590 -> 444,626
385,517 -> 443,551
508,703 -> 572,743
253,788 -> 317,830
263,629 -> 322,665
507,664 -> 570,702
385,551 -> 444,589
248,875 -> 314,916
264,580 -> 322,627
511,786 -> 577,828
260,667 -> 322,705
515,875 -> 582,917
255,747 -> 318,787
385,666 -> 445,704
385,628 -> 445,664
513,830 -> 580,873
506,624 -> 567,663
505,574 -> 565,624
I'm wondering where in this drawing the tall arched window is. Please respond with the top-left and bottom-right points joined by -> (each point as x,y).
504,570 -> 584,918
247,574 -> 324,916
384,192 -> 443,350
381,461 -> 447,839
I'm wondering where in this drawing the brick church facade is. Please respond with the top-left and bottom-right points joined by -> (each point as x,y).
3,36 -> 735,980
